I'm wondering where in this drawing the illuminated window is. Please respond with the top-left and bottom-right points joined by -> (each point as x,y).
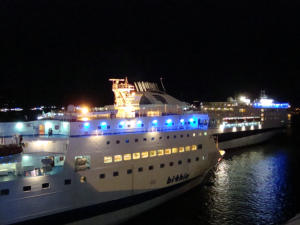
165,148 -> 171,155
239,108 -> 246,113
150,150 -> 157,157
157,149 -> 164,156
75,156 -> 90,171
80,176 -> 86,183
133,152 -> 140,160
141,151 -> 149,158
191,145 -> 197,151
172,148 -> 178,154
198,133 -> 202,136
124,154 -> 131,161
104,156 -> 112,163
114,155 -> 122,162
179,147 -> 185,153
185,146 -> 191,151
193,133 -> 196,137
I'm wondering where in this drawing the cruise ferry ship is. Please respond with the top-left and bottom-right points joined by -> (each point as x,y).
0,78 -> 222,225
201,93 -> 290,150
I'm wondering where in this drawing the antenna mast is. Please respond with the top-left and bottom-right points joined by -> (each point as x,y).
160,77 -> 166,92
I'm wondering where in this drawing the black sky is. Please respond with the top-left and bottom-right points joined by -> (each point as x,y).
1,0 -> 300,107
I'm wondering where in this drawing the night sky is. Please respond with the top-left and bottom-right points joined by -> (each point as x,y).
1,0 -> 300,107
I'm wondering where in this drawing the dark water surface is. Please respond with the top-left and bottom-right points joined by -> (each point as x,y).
123,117 -> 300,225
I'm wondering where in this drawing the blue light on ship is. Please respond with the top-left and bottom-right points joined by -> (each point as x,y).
84,122 -> 90,128
180,119 -> 184,123
137,120 -> 143,127
189,118 -> 194,123
152,120 -> 158,126
16,122 -> 23,130
166,119 -> 172,125
253,103 -> 290,109
101,122 -> 107,126
119,121 -> 125,128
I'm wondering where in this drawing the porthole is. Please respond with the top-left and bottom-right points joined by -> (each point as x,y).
106,141 -> 110,145
160,163 -> 165,168
135,138 -> 139,142
180,134 -> 183,138
159,136 -> 162,140
113,171 -> 119,176
167,136 -> 170,139
187,134 -> 190,137
173,135 -> 176,139
169,162 -> 174,167
116,140 -> 120,144
138,167 -> 143,172
99,174 -> 105,179
149,165 -> 154,170
125,139 -> 129,143
127,169 -> 132,174
23,186 -> 31,192
196,157 -> 199,161
187,158 -> 191,163
143,138 -> 147,141
151,137 -> 155,141
42,183 -> 50,189
0,189 -> 9,196
178,160 -> 182,165
64,179 -> 71,185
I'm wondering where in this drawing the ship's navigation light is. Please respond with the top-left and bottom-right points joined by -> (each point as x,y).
16,122 -> 23,130
84,122 -> 90,128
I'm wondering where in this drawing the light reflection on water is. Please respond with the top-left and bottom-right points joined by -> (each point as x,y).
125,128 -> 300,225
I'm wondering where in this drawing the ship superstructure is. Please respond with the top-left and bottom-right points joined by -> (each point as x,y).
0,78 -> 221,225
201,93 -> 290,149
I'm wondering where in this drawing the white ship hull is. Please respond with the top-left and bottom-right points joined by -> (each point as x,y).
218,129 -> 283,150
0,127 -> 220,225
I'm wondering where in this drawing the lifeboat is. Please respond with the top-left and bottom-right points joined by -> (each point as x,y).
0,144 -> 23,157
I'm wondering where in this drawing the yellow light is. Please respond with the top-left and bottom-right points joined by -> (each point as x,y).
81,107 -> 89,114
219,150 -> 226,156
